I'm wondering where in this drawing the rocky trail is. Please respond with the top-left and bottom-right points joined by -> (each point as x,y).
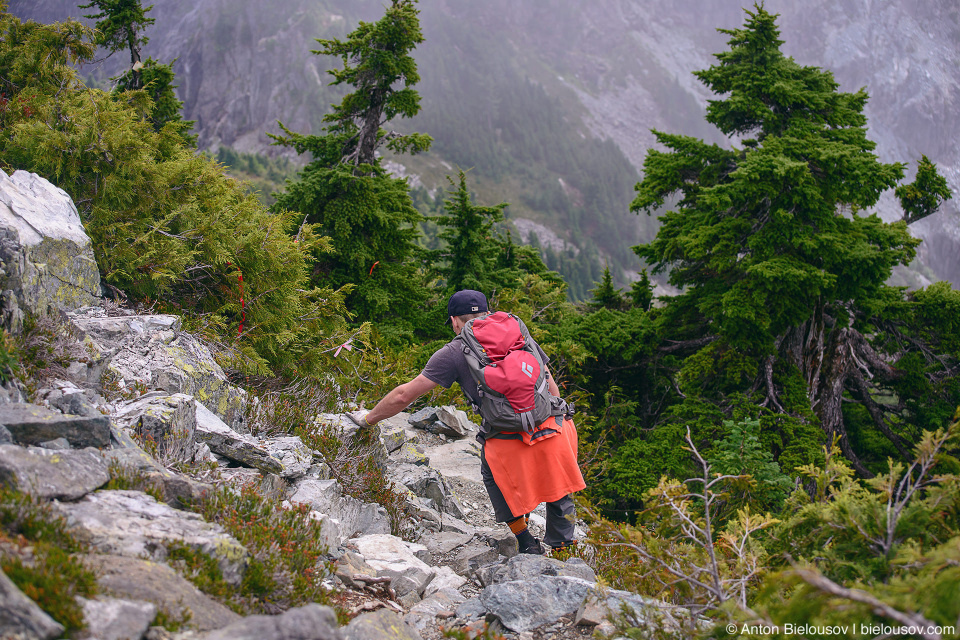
0,169 -> 693,639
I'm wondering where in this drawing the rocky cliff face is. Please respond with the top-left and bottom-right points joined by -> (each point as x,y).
11,0 -> 959,284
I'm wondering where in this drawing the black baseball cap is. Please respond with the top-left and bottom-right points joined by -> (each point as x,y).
446,290 -> 488,324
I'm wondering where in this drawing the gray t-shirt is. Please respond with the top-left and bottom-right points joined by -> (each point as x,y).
421,336 -> 550,413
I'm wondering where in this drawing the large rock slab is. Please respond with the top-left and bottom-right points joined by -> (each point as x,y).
0,570 -> 64,640
70,311 -> 247,430
288,478 -> 390,544
480,575 -> 595,633
194,403 -> 282,475
0,169 -> 100,332
79,554 -> 240,632
0,444 -> 109,500
0,402 -> 111,448
78,595 -> 157,640
199,603 -> 342,640
58,490 -> 248,586
347,534 -> 435,599
476,553 -> 596,587
112,392 -> 197,461
343,609 -> 422,640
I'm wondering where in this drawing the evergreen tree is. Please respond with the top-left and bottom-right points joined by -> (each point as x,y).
271,0 -> 432,332
80,0 -> 153,90
311,0 -> 431,171
631,5 -> 954,474
630,268 -> 653,311
435,170 -> 507,293
589,265 -> 624,311
114,57 -> 195,145
80,0 -> 193,144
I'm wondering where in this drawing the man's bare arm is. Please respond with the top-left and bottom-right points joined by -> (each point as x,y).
364,374 -> 439,424
546,367 -> 561,396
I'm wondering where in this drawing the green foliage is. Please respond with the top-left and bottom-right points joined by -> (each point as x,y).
184,483 -> 332,613
115,57 -> 196,145
631,5 -> 937,352
0,485 -> 98,633
896,155 -> 953,225
80,0 -> 154,66
708,418 -> 793,516
215,147 -> 298,206
271,1 -> 433,334
630,268 -> 654,311
434,170 -> 508,293
590,266 -> 626,311
0,329 -> 21,383
0,10 -> 353,377
618,3 -> 957,487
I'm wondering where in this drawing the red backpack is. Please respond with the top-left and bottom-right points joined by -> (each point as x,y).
458,312 -> 573,440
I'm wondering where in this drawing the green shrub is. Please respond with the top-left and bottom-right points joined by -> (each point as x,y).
0,485 -> 98,633
0,10 -> 353,378
182,483 -> 331,613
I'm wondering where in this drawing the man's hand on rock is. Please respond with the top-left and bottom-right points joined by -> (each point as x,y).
346,410 -> 375,429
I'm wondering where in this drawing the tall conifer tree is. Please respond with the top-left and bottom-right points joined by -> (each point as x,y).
272,0 -> 432,330
631,5 -> 953,474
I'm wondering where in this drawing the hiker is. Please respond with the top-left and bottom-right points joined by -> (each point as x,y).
347,289 -> 585,554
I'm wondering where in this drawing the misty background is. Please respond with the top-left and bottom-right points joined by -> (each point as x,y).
12,0 -> 960,298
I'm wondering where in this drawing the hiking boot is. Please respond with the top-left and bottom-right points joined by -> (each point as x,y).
515,529 -> 545,555
518,537 -> 545,555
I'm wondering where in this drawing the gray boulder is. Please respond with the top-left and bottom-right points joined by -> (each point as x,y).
80,554 -> 241,632
58,490 -> 248,586
0,402 -> 111,448
404,588 -> 465,633
0,570 -> 64,640
0,169 -> 100,332
48,391 -> 101,418
287,478 -> 390,544
476,553 -> 596,587
199,603 -> 342,640
70,311 -> 247,430
348,534 -> 436,599
37,437 -> 71,450
434,406 -> 474,438
0,423 -> 11,444
333,550 -> 378,589
407,407 -> 438,430
393,441 -> 429,466
263,436 -> 313,479
78,596 -> 157,640
112,393 -> 197,462
392,464 -> 466,520
575,587 -> 699,634
480,575 -> 596,633
0,444 -> 109,500
194,403 -> 282,475
423,531 -> 473,557
444,541 -> 500,577
343,609 -> 421,640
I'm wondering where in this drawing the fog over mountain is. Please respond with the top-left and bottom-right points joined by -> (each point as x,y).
12,0 -> 960,288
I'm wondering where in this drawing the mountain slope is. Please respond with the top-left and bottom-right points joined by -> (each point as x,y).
11,0 -> 960,290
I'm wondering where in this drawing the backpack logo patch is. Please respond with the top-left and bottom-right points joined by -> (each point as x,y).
521,361 -> 534,378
